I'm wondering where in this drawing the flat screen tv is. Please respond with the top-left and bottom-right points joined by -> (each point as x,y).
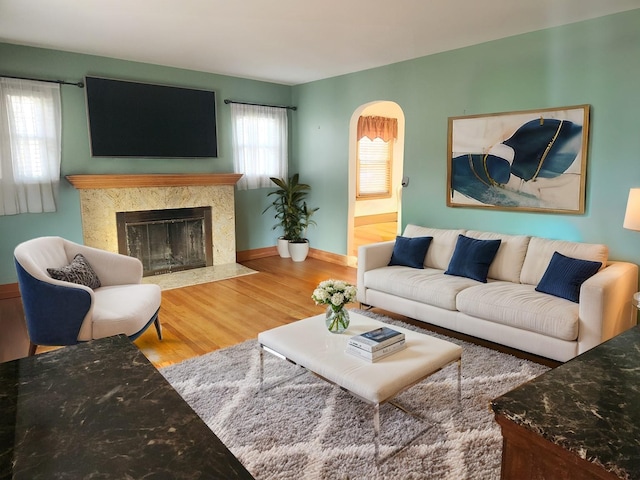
85,76 -> 218,158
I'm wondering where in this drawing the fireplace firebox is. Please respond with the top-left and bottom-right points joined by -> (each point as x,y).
116,207 -> 213,276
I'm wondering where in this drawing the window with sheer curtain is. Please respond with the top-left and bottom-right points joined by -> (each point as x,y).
230,103 -> 288,190
356,115 -> 397,199
0,78 -> 62,215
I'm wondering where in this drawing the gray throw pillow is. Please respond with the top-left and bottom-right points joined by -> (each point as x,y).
47,253 -> 102,289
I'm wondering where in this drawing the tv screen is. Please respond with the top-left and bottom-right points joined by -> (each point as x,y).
85,76 -> 218,158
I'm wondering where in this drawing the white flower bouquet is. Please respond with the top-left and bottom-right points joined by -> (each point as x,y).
312,279 -> 357,333
312,279 -> 357,310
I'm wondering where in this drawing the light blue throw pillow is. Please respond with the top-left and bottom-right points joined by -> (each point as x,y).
388,236 -> 433,269
535,251 -> 602,303
445,234 -> 501,283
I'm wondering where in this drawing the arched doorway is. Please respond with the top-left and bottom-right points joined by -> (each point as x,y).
347,101 -> 405,266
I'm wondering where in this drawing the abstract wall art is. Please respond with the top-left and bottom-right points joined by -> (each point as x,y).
447,105 -> 590,213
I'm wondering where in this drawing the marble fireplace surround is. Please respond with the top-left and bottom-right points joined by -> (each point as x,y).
66,174 -> 242,266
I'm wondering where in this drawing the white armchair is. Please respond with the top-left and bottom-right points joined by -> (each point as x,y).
14,236 -> 162,355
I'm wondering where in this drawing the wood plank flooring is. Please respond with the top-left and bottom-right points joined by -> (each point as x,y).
352,221 -> 398,257
1,253 -> 558,369
134,256 -> 358,368
135,254 -> 558,368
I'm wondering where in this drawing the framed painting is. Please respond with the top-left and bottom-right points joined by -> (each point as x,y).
447,104 -> 590,214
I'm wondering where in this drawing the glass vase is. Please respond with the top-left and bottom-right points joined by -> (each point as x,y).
325,305 -> 350,333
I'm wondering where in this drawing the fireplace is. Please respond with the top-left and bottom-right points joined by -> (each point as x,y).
66,174 -> 242,268
116,207 -> 213,276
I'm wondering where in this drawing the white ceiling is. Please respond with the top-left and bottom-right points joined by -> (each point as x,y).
1,0 -> 639,85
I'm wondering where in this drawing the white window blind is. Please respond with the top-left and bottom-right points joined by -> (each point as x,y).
230,103 -> 288,190
357,137 -> 392,198
0,78 -> 62,215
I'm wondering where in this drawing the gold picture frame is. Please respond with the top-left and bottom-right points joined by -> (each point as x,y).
447,104 -> 590,214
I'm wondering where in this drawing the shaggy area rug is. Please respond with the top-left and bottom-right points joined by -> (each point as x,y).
161,310 -> 549,479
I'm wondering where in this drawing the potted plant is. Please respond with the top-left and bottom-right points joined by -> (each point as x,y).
288,200 -> 318,262
263,174 -> 318,260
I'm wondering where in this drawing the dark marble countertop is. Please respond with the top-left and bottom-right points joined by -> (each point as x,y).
491,326 -> 640,479
0,335 -> 254,480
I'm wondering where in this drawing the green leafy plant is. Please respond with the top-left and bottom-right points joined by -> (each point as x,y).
262,173 -> 319,242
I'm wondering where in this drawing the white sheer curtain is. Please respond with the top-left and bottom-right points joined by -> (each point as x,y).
230,103 -> 288,190
0,78 -> 62,215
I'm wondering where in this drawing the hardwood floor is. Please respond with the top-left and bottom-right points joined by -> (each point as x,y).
0,296 -> 30,363
0,256 -> 356,367
130,256 -> 358,368
352,221 -> 397,257
0,254 -> 558,369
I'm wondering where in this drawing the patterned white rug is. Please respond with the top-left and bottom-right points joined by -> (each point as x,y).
161,310 -> 548,479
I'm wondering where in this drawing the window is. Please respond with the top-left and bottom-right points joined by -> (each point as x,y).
357,137 -> 392,197
230,103 -> 288,190
356,116 -> 397,199
0,78 -> 62,215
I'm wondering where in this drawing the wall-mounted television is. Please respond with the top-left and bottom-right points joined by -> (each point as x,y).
85,76 -> 218,158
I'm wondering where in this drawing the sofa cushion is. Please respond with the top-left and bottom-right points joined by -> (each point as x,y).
47,253 -> 102,289
364,266 -> 478,311
445,235 -> 501,283
92,284 -> 161,339
456,282 -> 579,341
388,236 -> 432,269
466,231 -> 531,283
520,237 -> 608,285
402,224 -> 466,270
535,252 -> 602,303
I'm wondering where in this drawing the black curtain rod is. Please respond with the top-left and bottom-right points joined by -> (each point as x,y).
224,99 -> 297,111
1,74 -> 84,88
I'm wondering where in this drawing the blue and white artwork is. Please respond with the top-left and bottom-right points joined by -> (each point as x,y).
448,105 -> 589,213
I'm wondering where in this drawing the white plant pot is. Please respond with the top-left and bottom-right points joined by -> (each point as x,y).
276,237 -> 291,258
288,240 -> 310,262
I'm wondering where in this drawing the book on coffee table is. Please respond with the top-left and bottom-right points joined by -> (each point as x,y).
348,327 -> 405,352
346,338 -> 406,362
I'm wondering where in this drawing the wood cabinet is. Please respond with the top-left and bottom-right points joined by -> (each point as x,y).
495,414 -> 619,480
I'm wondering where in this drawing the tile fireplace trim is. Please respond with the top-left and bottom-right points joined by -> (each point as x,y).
66,173 -> 242,189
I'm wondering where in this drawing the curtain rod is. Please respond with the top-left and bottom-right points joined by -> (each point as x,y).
224,99 -> 297,111
1,74 -> 84,88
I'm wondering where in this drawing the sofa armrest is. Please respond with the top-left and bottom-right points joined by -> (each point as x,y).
15,260 -> 93,345
578,261 -> 638,355
356,241 -> 395,303
69,243 -> 144,286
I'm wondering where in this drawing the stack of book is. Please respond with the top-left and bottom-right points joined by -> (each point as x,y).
346,326 -> 406,362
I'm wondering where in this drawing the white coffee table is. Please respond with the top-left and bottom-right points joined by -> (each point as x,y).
258,311 -> 463,457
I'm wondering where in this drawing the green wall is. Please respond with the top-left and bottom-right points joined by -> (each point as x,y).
2,9 -> 640,284
292,10 -> 640,265
0,43 -> 291,283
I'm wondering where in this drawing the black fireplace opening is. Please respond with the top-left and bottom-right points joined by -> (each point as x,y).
116,207 -> 213,276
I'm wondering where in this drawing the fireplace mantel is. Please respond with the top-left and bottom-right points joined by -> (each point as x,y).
66,173 -> 242,189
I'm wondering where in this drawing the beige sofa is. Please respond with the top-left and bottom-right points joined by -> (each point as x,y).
357,224 -> 638,362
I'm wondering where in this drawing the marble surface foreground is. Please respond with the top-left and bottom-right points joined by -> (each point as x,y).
0,335 -> 254,479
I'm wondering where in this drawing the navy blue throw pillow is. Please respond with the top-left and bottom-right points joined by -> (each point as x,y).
535,251 -> 602,303
445,235 -> 501,283
388,236 -> 433,269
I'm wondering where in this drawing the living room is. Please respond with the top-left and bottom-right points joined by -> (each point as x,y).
2,3 -> 640,479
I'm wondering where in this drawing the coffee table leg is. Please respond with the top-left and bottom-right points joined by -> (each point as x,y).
259,346 -> 264,388
257,344 -> 309,391
457,358 -> 462,408
374,403 -> 381,460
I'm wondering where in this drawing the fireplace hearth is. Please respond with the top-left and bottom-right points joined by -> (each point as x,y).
116,207 -> 213,276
